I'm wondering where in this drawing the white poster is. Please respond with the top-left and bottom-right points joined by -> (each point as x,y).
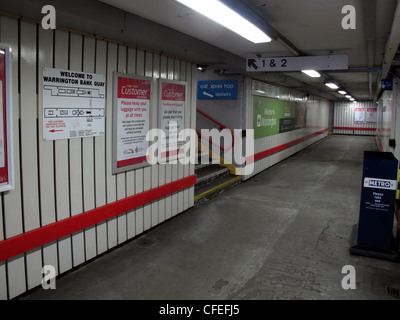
354,107 -> 365,123
366,107 -> 377,123
159,80 -> 186,161
115,75 -> 151,171
42,68 -> 105,141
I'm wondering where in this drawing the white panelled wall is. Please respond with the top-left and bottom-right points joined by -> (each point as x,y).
333,101 -> 377,136
243,80 -> 330,180
376,79 -> 400,157
0,15 -> 197,299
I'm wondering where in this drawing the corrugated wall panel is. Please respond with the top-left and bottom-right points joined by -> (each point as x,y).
94,39 -> 108,256
69,32 -> 85,268
82,36 -> 97,261
333,101 -> 376,136
126,47 -> 137,240
0,15 -> 197,299
20,20 -> 42,291
38,26 -> 59,286
1,16 -> 26,299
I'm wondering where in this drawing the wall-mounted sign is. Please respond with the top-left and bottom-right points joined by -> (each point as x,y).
253,96 -> 307,139
113,73 -> 152,174
354,107 -> 365,123
0,44 -> 14,192
42,68 -> 105,141
198,80 -> 238,100
366,107 -> 377,124
381,79 -> 393,91
159,79 -> 187,161
246,55 -> 348,72
252,80 -> 279,99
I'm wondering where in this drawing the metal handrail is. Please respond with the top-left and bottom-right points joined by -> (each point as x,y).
196,108 -> 235,152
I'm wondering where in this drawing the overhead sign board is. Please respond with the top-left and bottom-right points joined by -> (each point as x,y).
198,80 -> 238,99
246,55 -> 349,72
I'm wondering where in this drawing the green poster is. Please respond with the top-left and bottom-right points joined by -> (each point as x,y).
253,96 -> 306,139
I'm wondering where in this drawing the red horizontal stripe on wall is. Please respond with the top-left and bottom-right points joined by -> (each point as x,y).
0,174 -> 197,262
117,156 -> 148,168
334,127 -> 376,131
246,129 -> 328,164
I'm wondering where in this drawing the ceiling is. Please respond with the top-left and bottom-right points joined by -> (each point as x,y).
99,0 -> 400,101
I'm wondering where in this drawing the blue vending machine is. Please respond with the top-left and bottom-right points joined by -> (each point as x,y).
350,151 -> 399,261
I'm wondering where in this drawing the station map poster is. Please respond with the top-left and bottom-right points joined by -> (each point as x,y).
0,44 -> 14,192
113,73 -> 152,174
159,79 -> 187,162
253,96 -> 307,139
42,68 -> 105,141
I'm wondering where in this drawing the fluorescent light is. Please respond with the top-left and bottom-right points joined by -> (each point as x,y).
338,90 -> 347,95
175,0 -> 272,44
255,90 -> 266,95
325,82 -> 339,89
345,95 -> 352,99
0,50 -> 5,55
302,70 -> 321,78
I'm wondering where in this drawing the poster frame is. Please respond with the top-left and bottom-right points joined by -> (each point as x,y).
42,67 -> 106,141
158,78 -> 187,162
0,43 -> 14,192
112,72 -> 153,174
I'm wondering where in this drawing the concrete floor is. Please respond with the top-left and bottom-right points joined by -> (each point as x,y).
20,135 -> 400,300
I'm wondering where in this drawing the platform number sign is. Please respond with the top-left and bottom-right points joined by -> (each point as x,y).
246,55 -> 349,72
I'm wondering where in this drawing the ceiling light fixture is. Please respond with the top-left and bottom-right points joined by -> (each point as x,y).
302,70 -> 321,78
175,0 -> 272,44
345,95 -> 352,99
338,90 -> 347,95
325,80 -> 339,90
197,64 -> 207,72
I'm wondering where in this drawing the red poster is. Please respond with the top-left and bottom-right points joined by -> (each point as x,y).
162,83 -> 185,102
116,76 -> 151,170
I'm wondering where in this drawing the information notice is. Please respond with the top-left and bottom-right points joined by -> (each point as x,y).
42,68 -> 105,141
160,81 -> 186,161
116,76 -> 151,169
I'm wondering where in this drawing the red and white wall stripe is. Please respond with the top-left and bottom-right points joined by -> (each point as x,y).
0,15 -> 197,299
243,79 -> 330,180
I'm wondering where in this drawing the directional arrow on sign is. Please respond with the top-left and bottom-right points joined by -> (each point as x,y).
49,129 -> 63,133
247,59 -> 259,70
202,92 -> 214,98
